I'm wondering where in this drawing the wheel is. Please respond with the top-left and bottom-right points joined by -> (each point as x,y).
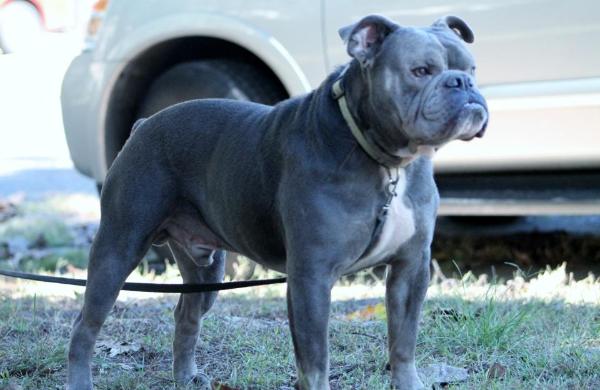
134,59 -> 286,279
0,1 -> 43,54
136,59 -> 286,117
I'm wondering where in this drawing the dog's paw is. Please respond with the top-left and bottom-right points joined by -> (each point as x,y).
390,363 -> 424,390
66,368 -> 93,390
175,371 -> 211,389
390,378 -> 425,390
190,373 -> 212,390
173,363 -> 212,390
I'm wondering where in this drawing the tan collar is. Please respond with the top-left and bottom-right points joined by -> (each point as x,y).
331,70 -> 413,168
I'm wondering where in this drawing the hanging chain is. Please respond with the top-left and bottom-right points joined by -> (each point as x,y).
383,166 -> 400,209
379,167 -> 400,219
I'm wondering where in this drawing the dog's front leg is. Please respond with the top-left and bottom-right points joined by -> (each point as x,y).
385,252 -> 430,390
287,271 -> 334,390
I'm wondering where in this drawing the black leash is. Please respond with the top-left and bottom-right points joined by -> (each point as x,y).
0,268 -> 286,293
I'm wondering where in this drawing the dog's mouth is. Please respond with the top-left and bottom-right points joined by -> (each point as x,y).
406,91 -> 488,149
474,119 -> 488,138
454,100 -> 488,141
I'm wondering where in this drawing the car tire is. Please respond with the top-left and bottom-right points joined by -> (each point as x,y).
0,0 -> 43,54
134,59 -> 285,279
136,59 -> 286,117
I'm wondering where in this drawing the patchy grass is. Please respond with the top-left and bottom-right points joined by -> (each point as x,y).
0,265 -> 599,389
0,195 -> 98,276
0,215 -> 74,247
1,196 -> 599,388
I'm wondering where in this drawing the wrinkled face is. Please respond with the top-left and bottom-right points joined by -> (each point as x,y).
341,15 -> 488,150
374,28 -> 487,145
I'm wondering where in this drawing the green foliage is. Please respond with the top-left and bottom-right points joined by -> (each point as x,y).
0,215 -> 74,247
19,249 -> 89,272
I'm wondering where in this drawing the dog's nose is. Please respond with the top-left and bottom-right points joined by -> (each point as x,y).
445,73 -> 473,90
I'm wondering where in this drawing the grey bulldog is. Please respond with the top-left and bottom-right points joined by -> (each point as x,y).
67,15 -> 487,390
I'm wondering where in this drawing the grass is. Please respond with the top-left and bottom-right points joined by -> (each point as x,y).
0,196 -> 599,388
0,265 -> 598,389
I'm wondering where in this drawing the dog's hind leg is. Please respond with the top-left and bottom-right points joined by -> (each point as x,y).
172,247 -> 225,386
67,164 -> 177,390
67,225 -> 154,389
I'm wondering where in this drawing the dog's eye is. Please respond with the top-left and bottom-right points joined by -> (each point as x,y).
412,67 -> 431,78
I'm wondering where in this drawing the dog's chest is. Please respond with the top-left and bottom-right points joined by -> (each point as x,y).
346,170 -> 416,273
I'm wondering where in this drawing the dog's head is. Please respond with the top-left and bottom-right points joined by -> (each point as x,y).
339,15 -> 488,154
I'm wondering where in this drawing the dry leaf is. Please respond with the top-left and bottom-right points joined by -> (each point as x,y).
96,340 -> 142,357
346,302 -> 386,320
487,362 -> 507,379
420,363 -> 468,387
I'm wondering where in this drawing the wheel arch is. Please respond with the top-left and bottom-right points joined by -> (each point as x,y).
102,20 -> 312,174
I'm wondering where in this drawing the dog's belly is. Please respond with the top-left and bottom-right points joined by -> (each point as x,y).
156,200 -> 287,271
345,170 -> 415,274
154,202 -> 229,265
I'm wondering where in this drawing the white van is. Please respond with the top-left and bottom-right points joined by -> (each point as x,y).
61,0 -> 600,215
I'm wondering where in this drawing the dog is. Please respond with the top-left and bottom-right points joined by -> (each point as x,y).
67,14 -> 487,390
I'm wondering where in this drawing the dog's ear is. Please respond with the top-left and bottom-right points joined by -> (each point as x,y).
339,15 -> 399,67
433,15 -> 474,43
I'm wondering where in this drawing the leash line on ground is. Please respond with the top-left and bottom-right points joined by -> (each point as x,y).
0,269 -> 287,293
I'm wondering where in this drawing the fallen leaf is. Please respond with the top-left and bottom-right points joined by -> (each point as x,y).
346,302 -> 386,320
96,340 -> 142,357
420,363 -> 468,387
487,362 -> 507,379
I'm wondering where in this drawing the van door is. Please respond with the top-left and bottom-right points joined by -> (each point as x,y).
324,0 -> 600,172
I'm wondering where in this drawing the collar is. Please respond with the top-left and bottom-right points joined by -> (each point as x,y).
331,67 -> 413,168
